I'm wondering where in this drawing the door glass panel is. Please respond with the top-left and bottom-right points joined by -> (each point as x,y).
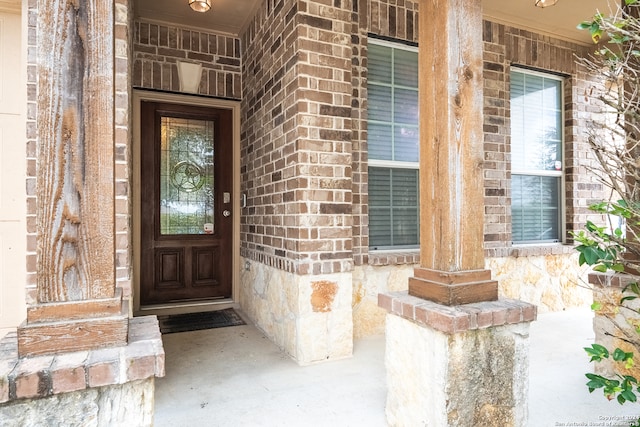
160,116 -> 215,235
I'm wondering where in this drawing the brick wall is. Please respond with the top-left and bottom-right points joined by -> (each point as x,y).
481,22 -> 604,257
132,20 -> 241,99
348,1 -> 604,265
241,1 -> 603,273
351,1 -> 419,267
115,0 -> 132,298
25,0 -> 37,304
240,0 -> 354,275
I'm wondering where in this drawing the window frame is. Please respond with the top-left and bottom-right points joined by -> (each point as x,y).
367,37 -> 420,250
510,66 -> 566,245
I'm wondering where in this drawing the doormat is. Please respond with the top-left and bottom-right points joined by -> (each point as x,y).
157,308 -> 246,334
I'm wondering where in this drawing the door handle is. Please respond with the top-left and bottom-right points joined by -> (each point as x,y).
223,210 -> 231,217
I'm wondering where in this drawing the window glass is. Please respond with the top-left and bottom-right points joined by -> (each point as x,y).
510,69 -> 563,243
369,167 -> 419,248
367,39 -> 419,249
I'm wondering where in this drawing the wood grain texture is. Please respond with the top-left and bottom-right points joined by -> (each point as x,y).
17,315 -> 129,357
18,294 -> 128,357
36,0 -> 115,302
26,289 -> 123,323
409,267 -> 498,305
419,0 -> 485,272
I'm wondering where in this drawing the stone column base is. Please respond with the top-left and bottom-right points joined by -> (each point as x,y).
0,316 -> 165,426
379,292 -> 536,426
0,378 -> 155,427
589,272 -> 640,379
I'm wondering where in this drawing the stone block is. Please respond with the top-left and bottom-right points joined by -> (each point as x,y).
0,379 -> 155,427
385,314 -> 531,426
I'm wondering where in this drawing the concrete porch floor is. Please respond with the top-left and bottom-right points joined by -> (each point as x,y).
155,308 -> 640,426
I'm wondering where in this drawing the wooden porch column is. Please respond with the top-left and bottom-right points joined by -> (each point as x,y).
409,0 -> 498,305
17,0 -> 128,356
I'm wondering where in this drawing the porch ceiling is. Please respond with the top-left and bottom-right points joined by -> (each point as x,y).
134,0 -> 616,44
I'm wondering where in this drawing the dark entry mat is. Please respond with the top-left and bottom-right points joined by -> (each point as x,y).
157,308 -> 246,334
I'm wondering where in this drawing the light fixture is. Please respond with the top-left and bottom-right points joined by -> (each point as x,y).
535,0 -> 559,7
189,0 -> 211,12
177,61 -> 203,93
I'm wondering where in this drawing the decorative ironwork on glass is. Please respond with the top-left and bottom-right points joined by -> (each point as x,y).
170,161 -> 206,192
160,116 -> 215,235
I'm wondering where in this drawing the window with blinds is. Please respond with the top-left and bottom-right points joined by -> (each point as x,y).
510,68 -> 564,243
367,39 -> 419,249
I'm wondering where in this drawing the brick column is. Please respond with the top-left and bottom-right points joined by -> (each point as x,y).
409,0 -> 498,305
17,0 -> 127,357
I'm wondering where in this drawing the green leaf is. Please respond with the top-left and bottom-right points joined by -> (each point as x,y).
614,348 -> 627,362
585,344 -> 610,362
622,390 -> 637,402
578,252 -> 587,266
624,282 -> 640,296
626,358 -> 635,370
592,301 -> 603,311
582,246 -> 605,265
612,263 -> 625,272
577,21 -> 593,30
594,264 -> 609,273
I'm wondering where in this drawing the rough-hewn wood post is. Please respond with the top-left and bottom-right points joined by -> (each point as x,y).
381,6 -> 533,423
409,0 -> 498,305
17,0 -> 128,356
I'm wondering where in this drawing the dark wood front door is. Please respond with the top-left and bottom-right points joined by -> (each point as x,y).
140,101 -> 233,305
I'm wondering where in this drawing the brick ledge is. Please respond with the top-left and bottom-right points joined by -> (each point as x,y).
588,271 -> 640,289
0,316 -> 165,403
378,291 -> 537,334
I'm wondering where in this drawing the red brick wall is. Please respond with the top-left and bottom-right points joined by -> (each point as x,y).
482,22 -> 603,257
240,1 -> 604,273
240,0 -> 355,275
351,1 -> 420,267
350,4 -> 604,264
115,0 -> 133,297
25,0 -> 38,303
132,20 -> 241,99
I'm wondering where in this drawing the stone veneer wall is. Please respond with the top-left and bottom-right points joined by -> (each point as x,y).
239,257 -> 353,364
0,379 -> 154,427
381,299 -> 533,426
589,273 -> 640,381
353,254 -> 592,337
132,20 -> 241,99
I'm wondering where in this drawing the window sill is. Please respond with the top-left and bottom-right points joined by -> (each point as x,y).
368,249 -> 420,266
368,244 -> 576,266
506,243 -> 576,258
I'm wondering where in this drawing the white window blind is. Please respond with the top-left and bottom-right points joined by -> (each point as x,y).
367,39 -> 419,248
510,69 -> 563,243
